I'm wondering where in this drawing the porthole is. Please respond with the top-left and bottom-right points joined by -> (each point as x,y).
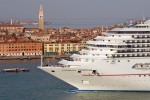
51,70 -> 55,72
78,71 -> 81,73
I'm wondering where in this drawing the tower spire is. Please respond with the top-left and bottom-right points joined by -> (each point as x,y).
40,4 -> 43,12
39,4 -> 44,30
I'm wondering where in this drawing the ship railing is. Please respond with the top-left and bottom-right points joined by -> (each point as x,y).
47,64 -> 62,67
44,60 -> 81,68
132,63 -> 150,69
53,64 -> 81,68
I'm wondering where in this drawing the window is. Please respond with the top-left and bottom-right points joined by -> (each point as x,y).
85,59 -> 88,62
78,71 -> 81,73
92,70 -> 97,74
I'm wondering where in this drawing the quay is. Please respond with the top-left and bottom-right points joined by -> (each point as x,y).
0,55 -> 69,60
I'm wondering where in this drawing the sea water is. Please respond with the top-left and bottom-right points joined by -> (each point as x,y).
0,59 -> 150,100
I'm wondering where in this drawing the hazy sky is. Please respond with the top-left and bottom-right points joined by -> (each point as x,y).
0,0 -> 150,20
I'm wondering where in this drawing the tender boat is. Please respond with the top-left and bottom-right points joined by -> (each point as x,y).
2,68 -> 29,72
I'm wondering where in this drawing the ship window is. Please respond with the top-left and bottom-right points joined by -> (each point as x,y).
118,60 -> 120,62
85,59 -> 88,62
92,70 -> 97,74
128,60 -> 130,62
78,71 -> 81,73
51,70 -> 55,72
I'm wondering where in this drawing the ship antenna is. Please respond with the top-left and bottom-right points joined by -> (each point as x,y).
102,26 -> 103,33
143,13 -> 146,21
106,27 -> 108,32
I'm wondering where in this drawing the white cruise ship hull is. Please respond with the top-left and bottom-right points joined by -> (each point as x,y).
38,58 -> 150,91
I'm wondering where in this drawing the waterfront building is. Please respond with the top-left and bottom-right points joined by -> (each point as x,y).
24,28 -> 40,33
0,24 -> 24,33
0,42 -> 42,56
39,4 -> 44,30
44,42 -> 85,55
30,32 -> 50,42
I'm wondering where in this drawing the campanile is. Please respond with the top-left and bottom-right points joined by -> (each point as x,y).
39,4 -> 44,30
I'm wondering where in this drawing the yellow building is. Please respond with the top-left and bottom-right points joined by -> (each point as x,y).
44,43 -> 85,55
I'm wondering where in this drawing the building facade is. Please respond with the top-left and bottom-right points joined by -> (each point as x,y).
44,43 -> 85,55
30,32 -> 50,42
0,42 -> 42,56
0,25 -> 24,33
39,4 -> 44,30
24,28 -> 40,33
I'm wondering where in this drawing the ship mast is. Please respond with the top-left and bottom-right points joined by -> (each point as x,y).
41,55 -> 43,67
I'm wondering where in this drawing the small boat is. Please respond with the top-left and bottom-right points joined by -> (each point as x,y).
2,68 -> 29,72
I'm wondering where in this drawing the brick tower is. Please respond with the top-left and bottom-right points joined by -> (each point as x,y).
39,4 -> 44,30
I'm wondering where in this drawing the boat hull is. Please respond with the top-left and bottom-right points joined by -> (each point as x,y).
38,66 -> 150,91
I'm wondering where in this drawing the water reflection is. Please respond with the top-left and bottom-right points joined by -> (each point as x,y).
65,92 -> 150,100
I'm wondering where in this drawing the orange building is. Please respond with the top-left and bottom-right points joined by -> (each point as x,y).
0,24 -> 24,32
0,42 -> 42,56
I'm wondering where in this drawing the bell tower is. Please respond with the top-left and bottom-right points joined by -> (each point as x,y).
39,4 -> 44,30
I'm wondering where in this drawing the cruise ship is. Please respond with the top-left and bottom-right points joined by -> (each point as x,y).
38,20 -> 150,91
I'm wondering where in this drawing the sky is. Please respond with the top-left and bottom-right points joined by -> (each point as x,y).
0,0 -> 150,26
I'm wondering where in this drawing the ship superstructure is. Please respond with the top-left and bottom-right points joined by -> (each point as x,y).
38,20 -> 150,91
